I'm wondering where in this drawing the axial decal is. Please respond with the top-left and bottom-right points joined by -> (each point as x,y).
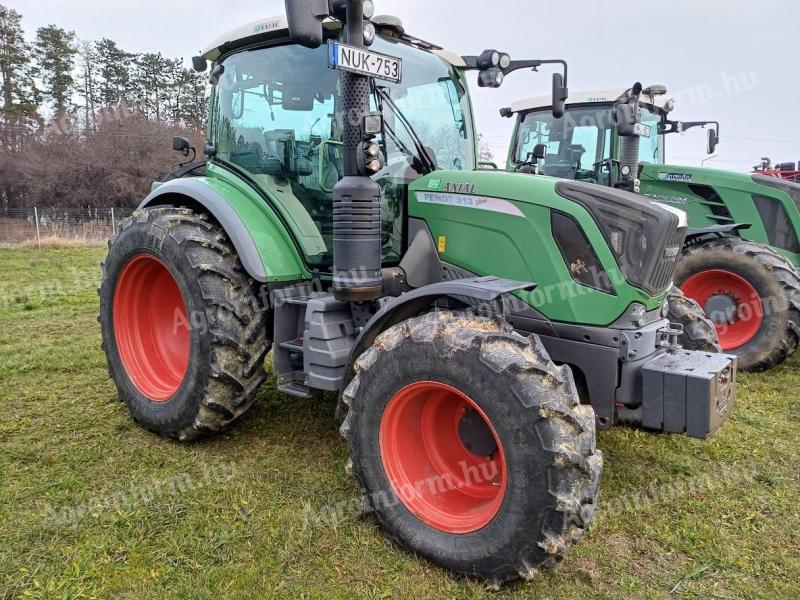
442,182 -> 477,194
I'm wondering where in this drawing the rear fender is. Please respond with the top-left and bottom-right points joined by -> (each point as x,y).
140,177 -> 307,283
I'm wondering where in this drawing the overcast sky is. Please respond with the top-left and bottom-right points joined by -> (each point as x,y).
7,0 -> 798,171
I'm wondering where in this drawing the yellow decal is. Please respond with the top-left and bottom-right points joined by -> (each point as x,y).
437,236 -> 447,253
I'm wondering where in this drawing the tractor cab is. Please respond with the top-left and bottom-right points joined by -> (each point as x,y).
199,17 -> 477,268
194,14 -> 570,277
506,87 -> 677,185
505,86 -> 722,187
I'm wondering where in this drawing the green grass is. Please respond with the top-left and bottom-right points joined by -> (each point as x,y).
1,246 -> 798,599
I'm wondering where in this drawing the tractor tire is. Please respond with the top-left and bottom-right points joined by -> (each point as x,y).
676,238 -> 800,372
340,311 -> 603,587
666,287 -> 722,353
99,207 -> 271,441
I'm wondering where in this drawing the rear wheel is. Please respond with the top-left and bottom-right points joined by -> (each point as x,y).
340,311 -> 603,587
676,238 -> 800,371
99,208 -> 271,440
666,287 -> 721,353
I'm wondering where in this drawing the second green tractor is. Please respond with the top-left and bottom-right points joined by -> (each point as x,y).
505,85 -> 800,371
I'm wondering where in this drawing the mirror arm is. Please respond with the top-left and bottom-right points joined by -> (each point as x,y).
461,57 -> 568,86
660,119 -> 681,135
676,120 -> 720,136
502,59 -> 567,85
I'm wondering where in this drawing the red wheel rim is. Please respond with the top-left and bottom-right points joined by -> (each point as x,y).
681,269 -> 764,350
379,381 -> 507,534
113,255 -> 190,401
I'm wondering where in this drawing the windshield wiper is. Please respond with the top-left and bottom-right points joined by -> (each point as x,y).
373,84 -> 437,174
371,84 -> 416,167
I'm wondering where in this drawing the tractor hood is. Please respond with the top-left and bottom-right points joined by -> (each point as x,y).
641,163 -> 776,193
641,164 -> 800,207
410,169 -> 685,304
639,162 -> 800,263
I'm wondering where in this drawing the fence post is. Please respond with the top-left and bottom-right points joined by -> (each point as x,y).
111,207 -> 116,236
34,206 -> 41,250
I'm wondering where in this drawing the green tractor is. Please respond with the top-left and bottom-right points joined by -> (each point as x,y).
505,85 -> 800,371
99,2 -> 736,586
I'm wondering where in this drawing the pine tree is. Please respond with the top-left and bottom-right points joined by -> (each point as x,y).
132,52 -> 168,121
95,38 -> 132,106
31,24 -> 78,116
179,68 -> 208,130
0,4 -> 38,119
158,56 -> 184,123
77,40 -> 101,130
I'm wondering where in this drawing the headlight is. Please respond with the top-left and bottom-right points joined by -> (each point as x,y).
753,174 -> 800,212
363,21 -> 376,45
555,181 -> 687,295
631,303 -> 647,327
363,0 -> 376,19
478,49 -> 501,69
478,68 -> 504,88
551,211 -> 615,294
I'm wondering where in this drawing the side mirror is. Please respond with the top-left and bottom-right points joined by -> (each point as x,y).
707,129 -> 719,154
552,73 -> 568,118
533,143 -> 547,161
172,136 -> 192,156
285,0 -> 330,49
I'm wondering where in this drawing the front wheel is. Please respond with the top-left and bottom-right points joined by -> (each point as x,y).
99,207 -> 271,440
666,287 -> 721,353
340,311 -> 603,587
676,238 -> 800,371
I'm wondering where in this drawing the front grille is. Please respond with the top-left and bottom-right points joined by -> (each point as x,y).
555,181 -> 686,296
648,226 -> 687,293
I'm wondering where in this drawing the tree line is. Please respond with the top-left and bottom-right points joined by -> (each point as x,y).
0,4 -> 206,209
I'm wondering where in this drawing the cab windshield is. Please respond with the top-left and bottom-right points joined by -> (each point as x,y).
211,35 -> 474,266
514,103 -> 665,185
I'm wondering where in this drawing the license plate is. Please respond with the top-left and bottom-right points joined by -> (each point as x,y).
328,41 -> 402,84
634,123 -> 652,138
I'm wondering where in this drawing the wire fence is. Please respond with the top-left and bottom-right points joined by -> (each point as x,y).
0,207 -> 136,248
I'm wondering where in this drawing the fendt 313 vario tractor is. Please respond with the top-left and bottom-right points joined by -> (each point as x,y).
505,86 -> 800,371
99,2 -> 736,586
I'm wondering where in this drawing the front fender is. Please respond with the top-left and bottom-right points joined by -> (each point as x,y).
140,177 -> 307,283
685,223 -> 751,243
341,277 -> 536,392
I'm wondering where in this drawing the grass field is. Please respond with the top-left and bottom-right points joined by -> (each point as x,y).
1,246 -> 798,599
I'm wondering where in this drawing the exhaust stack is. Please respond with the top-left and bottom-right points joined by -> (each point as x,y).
286,0 -> 383,301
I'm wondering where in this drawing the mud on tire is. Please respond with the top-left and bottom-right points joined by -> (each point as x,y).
99,207 -> 271,441
339,311 -> 603,587
666,287 -> 721,353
